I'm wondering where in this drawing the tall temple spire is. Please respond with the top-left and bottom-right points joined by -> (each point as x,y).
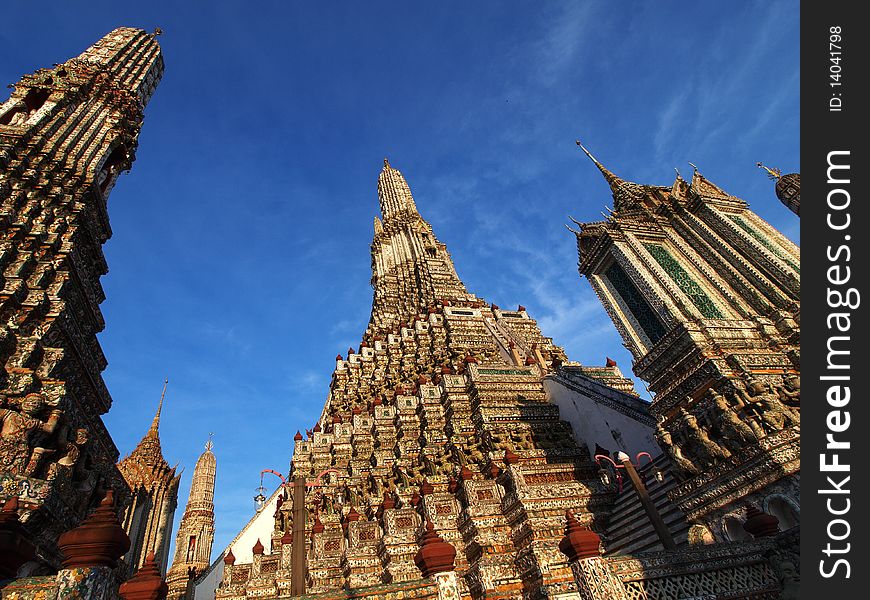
254,159 -> 616,600
377,158 -> 420,220
118,379 -> 180,576
167,436 -> 217,600
368,160 -> 469,329
0,28 -> 164,568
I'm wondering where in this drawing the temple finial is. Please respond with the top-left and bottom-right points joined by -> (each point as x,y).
383,157 -> 390,168
576,139 -> 624,186
575,139 -> 614,177
205,432 -> 214,452
151,27 -> 163,37
756,162 -> 781,180
575,139 -> 643,207
149,378 -> 168,434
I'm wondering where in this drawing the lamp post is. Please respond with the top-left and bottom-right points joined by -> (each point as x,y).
255,469 -> 288,511
594,451 -> 676,551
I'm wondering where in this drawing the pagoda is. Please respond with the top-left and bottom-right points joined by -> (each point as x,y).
215,160 -> 618,599
118,379 -> 181,576
569,142 -> 800,544
167,437 -> 217,599
0,27 -> 164,568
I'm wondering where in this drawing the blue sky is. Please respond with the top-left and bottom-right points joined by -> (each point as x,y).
2,1 -> 799,561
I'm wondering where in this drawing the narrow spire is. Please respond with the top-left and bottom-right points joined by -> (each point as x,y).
575,140 -> 644,208
575,140 -> 625,190
205,432 -> 214,452
149,378 -> 169,435
377,158 -> 419,219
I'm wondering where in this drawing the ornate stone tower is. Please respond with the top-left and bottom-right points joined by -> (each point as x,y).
0,28 -> 163,566
118,380 -> 181,576
217,160 -> 615,600
167,437 -> 216,600
570,142 -> 800,542
758,162 -> 800,216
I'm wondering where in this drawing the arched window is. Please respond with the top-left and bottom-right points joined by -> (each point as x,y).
186,536 -> 197,562
766,496 -> 799,530
723,515 -> 752,542
0,89 -> 50,126
96,145 -> 128,194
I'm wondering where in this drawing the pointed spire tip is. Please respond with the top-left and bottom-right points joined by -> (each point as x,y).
149,378 -> 169,434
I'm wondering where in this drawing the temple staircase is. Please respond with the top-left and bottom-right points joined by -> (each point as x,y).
603,453 -> 691,555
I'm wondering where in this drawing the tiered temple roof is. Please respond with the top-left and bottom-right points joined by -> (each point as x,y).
118,381 -> 180,575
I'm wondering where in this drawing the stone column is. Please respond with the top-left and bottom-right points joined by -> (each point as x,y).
570,558 -> 628,600
55,567 -> 118,600
433,570 -> 462,600
280,529 -> 293,570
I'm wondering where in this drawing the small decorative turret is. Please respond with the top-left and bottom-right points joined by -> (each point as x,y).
119,552 -> 169,600
558,510 -> 601,562
758,162 -> 799,216
58,490 -> 131,569
414,520 -> 456,578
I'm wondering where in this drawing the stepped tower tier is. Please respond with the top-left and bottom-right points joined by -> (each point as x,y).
167,437 -> 216,600
570,142 -> 800,541
0,27 -> 163,567
369,159 -> 470,330
217,160 -> 631,600
118,379 -> 181,576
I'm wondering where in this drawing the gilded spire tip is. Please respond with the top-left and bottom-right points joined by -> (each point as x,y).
383,157 -> 390,168
756,162 -> 781,180
205,432 -> 214,452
